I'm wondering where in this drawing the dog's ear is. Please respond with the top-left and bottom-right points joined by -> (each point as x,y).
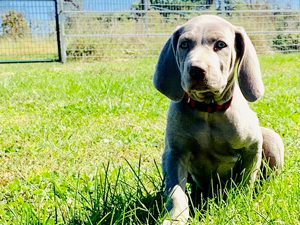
235,27 -> 264,102
153,27 -> 184,101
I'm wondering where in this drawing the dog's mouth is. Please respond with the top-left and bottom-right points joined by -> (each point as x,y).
189,90 -> 221,104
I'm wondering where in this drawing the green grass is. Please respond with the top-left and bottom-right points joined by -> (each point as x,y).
0,53 -> 299,224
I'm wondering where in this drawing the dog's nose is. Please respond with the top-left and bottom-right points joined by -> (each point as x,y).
189,66 -> 206,80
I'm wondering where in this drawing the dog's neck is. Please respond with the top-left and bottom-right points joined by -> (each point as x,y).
183,92 -> 233,113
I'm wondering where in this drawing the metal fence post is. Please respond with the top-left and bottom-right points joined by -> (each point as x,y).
220,0 -> 225,15
58,0 -> 67,63
144,0 -> 150,35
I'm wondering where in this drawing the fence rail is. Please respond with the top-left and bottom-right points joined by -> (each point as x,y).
0,0 -> 300,62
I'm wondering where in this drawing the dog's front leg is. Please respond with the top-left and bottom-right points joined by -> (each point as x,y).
162,149 -> 189,225
239,142 -> 263,185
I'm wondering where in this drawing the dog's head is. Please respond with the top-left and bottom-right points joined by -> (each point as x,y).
153,15 -> 264,103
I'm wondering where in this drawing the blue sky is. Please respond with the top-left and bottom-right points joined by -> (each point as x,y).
82,0 -> 299,11
0,0 -> 56,35
84,0 -> 137,11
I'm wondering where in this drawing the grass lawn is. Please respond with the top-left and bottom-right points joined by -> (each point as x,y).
0,53 -> 299,224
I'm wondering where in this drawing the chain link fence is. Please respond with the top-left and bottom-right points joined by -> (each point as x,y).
64,0 -> 300,60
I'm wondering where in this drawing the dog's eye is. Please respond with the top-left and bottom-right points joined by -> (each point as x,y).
179,41 -> 189,49
214,41 -> 227,51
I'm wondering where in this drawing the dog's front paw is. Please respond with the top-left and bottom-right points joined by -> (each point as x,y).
162,218 -> 187,225
162,219 -> 173,225
162,206 -> 189,225
163,185 -> 189,225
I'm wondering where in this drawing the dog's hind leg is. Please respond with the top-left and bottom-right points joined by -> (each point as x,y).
261,127 -> 284,171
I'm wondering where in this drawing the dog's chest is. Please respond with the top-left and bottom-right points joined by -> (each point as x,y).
189,119 -> 242,172
189,112 -> 243,148
189,139 -> 241,180
175,102 -> 259,150
177,111 -> 252,180
167,102 -> 261,180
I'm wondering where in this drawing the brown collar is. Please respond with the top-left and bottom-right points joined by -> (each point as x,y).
183,93 -> 232,113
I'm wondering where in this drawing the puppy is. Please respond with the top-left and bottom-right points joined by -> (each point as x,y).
153,15 -> 284,224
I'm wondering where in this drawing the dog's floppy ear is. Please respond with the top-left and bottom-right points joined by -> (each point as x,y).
153,27 -> 184,101
235,27 -> 264,102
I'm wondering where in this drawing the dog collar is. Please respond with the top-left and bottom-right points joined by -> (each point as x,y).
183,93 -> 232,113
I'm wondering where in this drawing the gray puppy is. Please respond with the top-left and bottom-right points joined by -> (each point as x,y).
153,15 -> 284,224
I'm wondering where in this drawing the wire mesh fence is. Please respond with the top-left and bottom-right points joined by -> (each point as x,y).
0,0 -> 61,63
1,0 -> 300,62
63,0 -> 300,60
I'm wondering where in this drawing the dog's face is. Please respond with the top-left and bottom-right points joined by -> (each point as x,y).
173,16 -> 238,104
153,15 -> 264,103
